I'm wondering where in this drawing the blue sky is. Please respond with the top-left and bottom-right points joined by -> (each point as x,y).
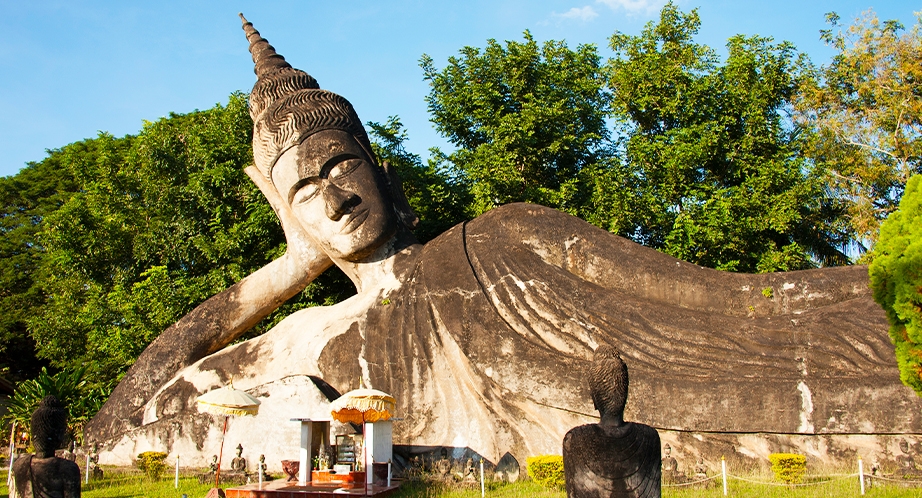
1,0 -> 918,178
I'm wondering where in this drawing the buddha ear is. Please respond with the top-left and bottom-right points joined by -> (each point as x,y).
382,160 -> 419,230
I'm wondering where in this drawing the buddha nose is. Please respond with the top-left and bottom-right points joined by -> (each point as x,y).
322,181 -> 360,221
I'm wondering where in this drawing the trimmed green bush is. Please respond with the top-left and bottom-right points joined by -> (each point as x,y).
135,451 -> 169,479
768,453 -> 806,484
869,174 -> 922,395
526,454 -> 564,489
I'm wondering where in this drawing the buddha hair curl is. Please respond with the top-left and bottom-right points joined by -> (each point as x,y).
588,345 -> 629,420
31,395 -> 68,456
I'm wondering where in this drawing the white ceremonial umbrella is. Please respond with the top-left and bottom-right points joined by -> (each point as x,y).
197,383 -> 261,492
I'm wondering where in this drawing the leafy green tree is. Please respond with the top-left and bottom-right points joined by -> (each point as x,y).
421,31 -> 612,216
606,3 -> 848,272
869,174 -> 922,395
0,148 -> 79,382
28,93 -> 329,394
797,10 -> 922,256
367,116 -> 470,242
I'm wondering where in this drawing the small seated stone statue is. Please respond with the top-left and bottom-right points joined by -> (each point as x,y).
88,443 -> 103,479
694,458 -> 708,479
231,444 -> 247,473
258,454 -> 271,481
199,455 -> 220,484
461,457 -> 477,483
10,395 -> 81,498
563,346 -> 661,498
896,439 -> 922,478
434,448 -> 452,480
661,444 -> 687,484
661,445 -> 678,473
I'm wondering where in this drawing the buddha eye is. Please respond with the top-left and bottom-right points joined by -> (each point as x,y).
292,180 -> 321,204
328,158 -> 361,180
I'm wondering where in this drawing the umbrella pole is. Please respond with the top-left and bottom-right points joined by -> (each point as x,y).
363,414 -> 368,497
215,415 -> 228,489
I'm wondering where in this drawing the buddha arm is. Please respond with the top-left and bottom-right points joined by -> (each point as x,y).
87,167 -> 331,441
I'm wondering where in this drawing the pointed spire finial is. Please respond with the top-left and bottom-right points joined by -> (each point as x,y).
239,12 -> 291,76
240,14 -> 372,181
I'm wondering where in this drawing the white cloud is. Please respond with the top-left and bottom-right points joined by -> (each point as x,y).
596,0 -> 667,14
553,6 -> 600,22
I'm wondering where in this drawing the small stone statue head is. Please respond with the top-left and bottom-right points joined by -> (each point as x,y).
236,443 -> 244,457
239,14 -> 417,264
587,345 -> 629,422
31,395 -> 68,458
900,439 -> 911,454
663,444 -> 672,456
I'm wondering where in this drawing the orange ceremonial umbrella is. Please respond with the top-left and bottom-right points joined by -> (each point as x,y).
330,388 -> 395,424
330,388 -> 395,492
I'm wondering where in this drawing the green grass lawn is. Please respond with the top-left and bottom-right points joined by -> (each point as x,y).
1,469 -> 214,498
2,469 -> 921,497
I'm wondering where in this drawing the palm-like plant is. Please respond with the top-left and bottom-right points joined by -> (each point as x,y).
4,365 -> 101,443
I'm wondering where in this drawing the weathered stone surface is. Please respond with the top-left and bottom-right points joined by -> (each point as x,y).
90,204 -> 920,469
657,432 -> 922,475
85,15 -> 922,473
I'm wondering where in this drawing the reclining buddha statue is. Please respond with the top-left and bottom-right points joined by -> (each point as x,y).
85,14 -> 921,468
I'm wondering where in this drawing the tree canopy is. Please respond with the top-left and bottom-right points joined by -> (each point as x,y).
421,31 -> 611,217
421,3 -> 850,272
26,93 -> 296,395
0,147 -> 78,382
605,4 -> 850,272
797,10 -> 922,256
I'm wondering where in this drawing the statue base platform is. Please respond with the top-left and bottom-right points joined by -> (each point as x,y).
225,480 -> 401,498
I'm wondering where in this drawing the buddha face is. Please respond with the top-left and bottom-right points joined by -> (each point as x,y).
272,129 -> 398,262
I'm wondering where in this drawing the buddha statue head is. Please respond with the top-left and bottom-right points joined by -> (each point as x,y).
587,345 -> 629,423
240,14 -> 417,264
31,395 -> 68,458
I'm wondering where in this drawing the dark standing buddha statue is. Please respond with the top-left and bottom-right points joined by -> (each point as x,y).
563,346 -> 660,498
10,396 -> 81,498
